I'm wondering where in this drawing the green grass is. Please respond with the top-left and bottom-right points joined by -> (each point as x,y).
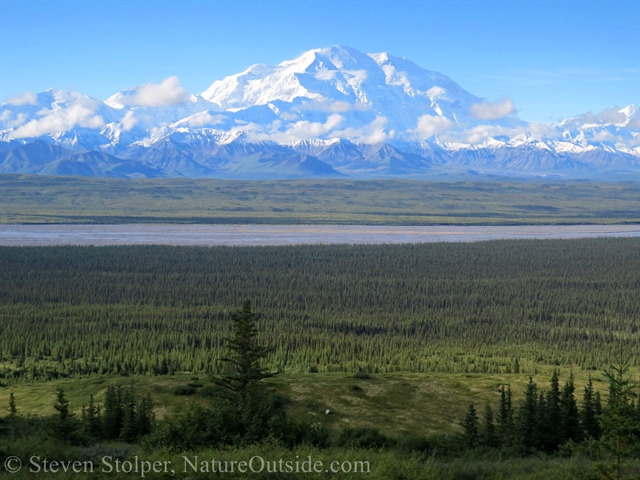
6,443 -> 637,479
1,175 -> 638,224
0,369 -> 613,438
2,372 -> 632,479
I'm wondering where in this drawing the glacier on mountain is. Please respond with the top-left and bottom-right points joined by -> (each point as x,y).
1,45 -> 638,179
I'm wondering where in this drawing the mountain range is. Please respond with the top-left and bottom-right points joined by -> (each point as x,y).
1,45 -> 638,179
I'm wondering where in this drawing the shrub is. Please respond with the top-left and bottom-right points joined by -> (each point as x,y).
396,434 -> 431,454
173,385 -> 196,396
335,428 -> 392,449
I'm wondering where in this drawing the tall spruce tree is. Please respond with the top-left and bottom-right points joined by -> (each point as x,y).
482,403 -> 498,448
51,388 -> 78,443
581,377 -> 601,440
103,385 -> 124,440
8,392 -> 17,440
461,404 -> 480,449
120,384 -> 138,443
497,384 -> 514,447
136,394 -> 154,438
215,300 -> 275,397
560,373 -> 581,444
595,356 -> 640,480
517,377 -> 538,454
537,392 -> 551,452
83,394 -> 102,438
546,370 -> 561,449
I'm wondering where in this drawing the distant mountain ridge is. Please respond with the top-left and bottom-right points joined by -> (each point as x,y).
1,46 -> 638,179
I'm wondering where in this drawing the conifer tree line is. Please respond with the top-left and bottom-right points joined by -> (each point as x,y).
0,238 -> 639,380
48,385 -> 154,445
460,371 -> 616,455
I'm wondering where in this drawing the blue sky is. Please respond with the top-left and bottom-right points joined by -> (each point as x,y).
1,0 -> 638,123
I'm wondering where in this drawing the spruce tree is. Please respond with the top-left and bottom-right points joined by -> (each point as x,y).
595,390 -> 603,419
537,391 -> 550,452
103,385 -> 124,440
8,392 -> 17,440
581,377 -> 601,439
215,300 -> 275,397
482,403 -> 498,448
51,388 -> 78,443
546,370 -> 561,449
560,373 -> 581,444
497,384 -> 514,447
83,394 -> 102,438
517,377 -> 538,453
119,385 -> 138,443
461,403 -> 480,449
136,394 -> 154,437
595,356 -> 640,480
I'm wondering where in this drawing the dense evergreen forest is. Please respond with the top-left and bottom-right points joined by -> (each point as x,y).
1,238 -> 639,381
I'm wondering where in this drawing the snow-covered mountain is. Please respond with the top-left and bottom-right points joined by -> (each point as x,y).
1,46 -> 638,179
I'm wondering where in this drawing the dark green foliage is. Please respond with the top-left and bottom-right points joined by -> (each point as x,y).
596,356 -> 640,479
7,393 -> 17,440
102,385 -> 123,440
173,385 -> 196,396
482,403 -> 498,448
1,238 -> 639,380
214,300 -> 275,397
545,370 -> 562,450
119,385 -> 137,443
497,384 -> 514,448
461,404 -> 480,449
336,428 -> 391,449
581,377 -> 601,439
517,378 -> 539,453
396,434 -> 431,454
143,391 -> 329,452
136,395 -> 154,438
76,385 -> 153,444
560,373 -> 582,445
83,394 -> 102,438
50,388 -> 79,444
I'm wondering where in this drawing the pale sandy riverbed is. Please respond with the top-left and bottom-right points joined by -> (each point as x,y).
0,224 -> 638,246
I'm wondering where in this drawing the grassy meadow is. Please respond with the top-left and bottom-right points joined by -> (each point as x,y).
1,174 -> 639,224
0,369 -> 613,438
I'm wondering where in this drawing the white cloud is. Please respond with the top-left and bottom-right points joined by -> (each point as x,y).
0,110 -> 27,128
434,121 -> 559,145
120,110 -> 137,131
407,114 -> 454,140
450,125 -> 510,144
242,114 -> 345,143
426,86 -> 446,97
5,91 -> 37,106
469,98 -> 515,120
112,76 -> 191,108
329,116 -> 392,144
315,67 -> 337,81
570,107 -> 627,126
10,95 -> 104,139
279,112 -> 298,121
